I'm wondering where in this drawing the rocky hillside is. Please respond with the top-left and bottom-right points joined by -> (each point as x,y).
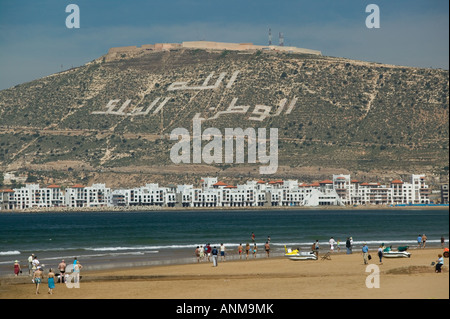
0,48 -> 448,187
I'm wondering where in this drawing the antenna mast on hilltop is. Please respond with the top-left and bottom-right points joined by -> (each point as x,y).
279,32 -> 284,46
268,28 -> 272,46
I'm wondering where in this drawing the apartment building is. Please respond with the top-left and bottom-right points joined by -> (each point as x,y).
332,174 -> 430,205
109,184 -> 174,207
65,183 -> 111,208
1,184 -> 65,210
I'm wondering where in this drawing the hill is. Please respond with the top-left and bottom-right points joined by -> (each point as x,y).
0,45 -> 448,187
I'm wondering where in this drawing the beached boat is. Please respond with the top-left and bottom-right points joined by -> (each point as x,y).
286,252 -> 318,261
383,250 -> 411,258
382,245 -> 411,258
284,247 -> 318,260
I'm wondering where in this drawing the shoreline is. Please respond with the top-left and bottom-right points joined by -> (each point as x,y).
1,248 -> 448,299
1,204 -> 448,214
2,243 -> 446,280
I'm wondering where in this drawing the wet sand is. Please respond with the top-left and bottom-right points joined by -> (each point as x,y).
0,248 -> 447,299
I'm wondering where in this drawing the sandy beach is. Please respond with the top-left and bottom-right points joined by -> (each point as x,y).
0,248 -> 447,299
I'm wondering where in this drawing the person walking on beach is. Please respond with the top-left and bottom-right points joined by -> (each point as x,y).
58,260 -> 66,283
422,234 -> 428,249
441,236 -> 445,248
14,260 -> 21,276
312,240 -> 320,258
206,244 -> 211,262
377,245 -> 383,265
195,246 -> 201,263
212,246 -> 219,267
245,243 -> 250,260
362,243 -> 369,265
203,245 -> 208,262
329,237 -> 336,252
337,239 -> 341,253
346,237 -> 352,254
28,254 -> 34,276
238,244 -> 243,260
417,234 -> 423,248
265,241 -> 270,258
32,256 -> 40,273
47,268 -> 55,294
253,244 -> 258,259
33,266 -> 44,295
199,245 -> 205,262
220,243 -> 226,261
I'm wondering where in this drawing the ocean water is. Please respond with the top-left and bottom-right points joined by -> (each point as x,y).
0,209 -> 448,276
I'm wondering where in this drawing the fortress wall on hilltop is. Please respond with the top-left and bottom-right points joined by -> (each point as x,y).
105,43 -> 182,61
182,41 -> 265,51
182,41 -> 321,55
104,41 -> 321,62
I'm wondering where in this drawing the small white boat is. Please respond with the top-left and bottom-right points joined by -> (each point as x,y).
383,251 -> 411,258
287,252 -> 318,261
285,250 -> 318,261
284,246 -> 318,260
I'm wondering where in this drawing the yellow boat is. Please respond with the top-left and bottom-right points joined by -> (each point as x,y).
284,246 -> 317,260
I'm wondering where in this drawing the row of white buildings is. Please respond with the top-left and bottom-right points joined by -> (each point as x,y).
0,174 -> 432,211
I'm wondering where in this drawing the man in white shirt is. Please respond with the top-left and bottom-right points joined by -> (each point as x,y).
28,254 -> 34,276
32,256 -> 40,272
220,244 -> 226,261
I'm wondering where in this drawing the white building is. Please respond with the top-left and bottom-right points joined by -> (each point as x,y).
10,184 -> 65,209
266,179 -> 343,207
111,183 -> 176,207
65,183 -> 111,208
338,174 -> 430,206
411,174 -> 431,204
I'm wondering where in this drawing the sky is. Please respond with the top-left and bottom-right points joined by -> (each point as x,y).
0,0 -> 448,90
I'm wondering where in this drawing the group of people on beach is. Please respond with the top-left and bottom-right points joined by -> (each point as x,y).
195,243 -> 225,264
312,234 -> 447,271
417,234 -> 428,248
416,234 -> 446,249
194,233 -> 272,265
13,254 -> 82,295
360,235 -> 447,271
309,237 -> 348,257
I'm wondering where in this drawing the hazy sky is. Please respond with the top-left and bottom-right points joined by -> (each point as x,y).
0,0 -> 448,90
